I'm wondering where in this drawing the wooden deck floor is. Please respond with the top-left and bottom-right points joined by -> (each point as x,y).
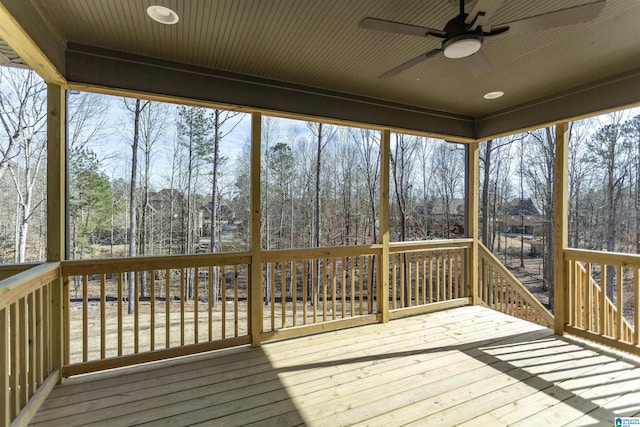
31,306 -> 640,426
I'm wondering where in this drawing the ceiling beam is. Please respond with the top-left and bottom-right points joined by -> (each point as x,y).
65,44 -> 476,141
0,0 -> 66,84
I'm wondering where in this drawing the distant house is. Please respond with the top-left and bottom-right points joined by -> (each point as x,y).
199,201 -> 235,238
503,198 -> 541,235
147,189 -> 187,248
429,197 -> 465,237
430,197 -> 465,217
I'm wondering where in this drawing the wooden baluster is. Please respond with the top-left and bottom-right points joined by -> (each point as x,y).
359,257 -> 364,315
9,303 -> 18,419
435,252 -> 441,303
134,271 -> 140,353
224,265 -> 229,338
320,259 -> 327,321
568,261 -> 574,326
341,257 -> 347,319
118,273 -> 124,355
428,251 -> 433,304
414,252 -> 420,306
269,263 -> 275,331
407,253 -> 413,307
576,266 -> 583,329
314,260 -> 319,323
399,253 -> 405,308
366,256 -> 373,314
616,265 -> 623,341
412,252 -> 418,306
453,249 -> 459,299
282,261 -> 288,328
35,288 -> 44,386
81,275 -> 88,361
635,268 -> 639,346
585,263 -> 592,331
208,266 -> 213,341
448,249 -> 453,301
391,254 -> 397,309
100,274 -> 106,359
150,271 -> 155,350
165,269 -> 170,349
422,251 -> 427,305
43,284 -> 50,374
331,258 -> 337,320
1,306 -> 8,426
194,268 -> 199,344
303,261 -> 308,325
180,269 -> 186,346
27,292 -> 35,397
293,261 -> 298,326
350,257 -> 355,317
18,298 -> 27,406
234,265 -> 239,338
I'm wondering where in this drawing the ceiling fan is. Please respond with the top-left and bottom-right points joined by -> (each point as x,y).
358,0 -> 605,78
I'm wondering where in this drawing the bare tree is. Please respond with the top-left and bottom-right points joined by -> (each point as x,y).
586,113 -> 631,299
0,69 -> 47,262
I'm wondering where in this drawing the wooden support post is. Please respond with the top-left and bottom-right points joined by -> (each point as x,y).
46,84 -> 65,382
249,112 -> 263,347
466,142 -> 479,305
554,121 -> 569,335
378,129 -> 390,322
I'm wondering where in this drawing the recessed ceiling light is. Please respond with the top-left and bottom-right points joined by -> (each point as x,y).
484,91 -> 504,100
147,5 -> 179,25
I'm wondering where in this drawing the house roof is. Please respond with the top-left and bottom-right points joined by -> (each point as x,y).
505,198 -> 540,216
1,0 -> 639,141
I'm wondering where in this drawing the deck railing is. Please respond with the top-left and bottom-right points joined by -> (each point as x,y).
60,252 -> 252,376
388,239 -> 471,318
478,243 -> 554,328
16,239 -> 637,426
564,249 -> 639,354
0,263 -> 41,281
0,262 -> 60,427
260,245 -> 382,340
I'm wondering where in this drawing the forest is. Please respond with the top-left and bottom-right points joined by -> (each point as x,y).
1,66 -> 640,308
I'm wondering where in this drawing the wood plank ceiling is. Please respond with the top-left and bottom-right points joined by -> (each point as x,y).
3,0 -> 640,140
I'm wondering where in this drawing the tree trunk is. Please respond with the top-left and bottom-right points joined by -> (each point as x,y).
314,123 -> 323,307
481,140 -> 492,247
128,99 -> 142,314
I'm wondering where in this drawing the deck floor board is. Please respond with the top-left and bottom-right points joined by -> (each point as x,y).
31,306 -> 640,426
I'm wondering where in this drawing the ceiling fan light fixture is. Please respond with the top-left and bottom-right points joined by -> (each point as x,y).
442,33 -> 483,58
146,5 -> 179,25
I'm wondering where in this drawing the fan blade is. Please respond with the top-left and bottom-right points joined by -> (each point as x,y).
359,17 -> 445,38
464,0 -> 505,28
461,50 -> 493,77
379,48 -> 441,79
491,1 -> 605,37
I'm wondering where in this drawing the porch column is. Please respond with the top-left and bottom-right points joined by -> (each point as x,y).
378,129 -> 390,322
46,84 -> 66,382
465,142 -> 479,305
249,112 -> 263,347
553,122 -> 569,335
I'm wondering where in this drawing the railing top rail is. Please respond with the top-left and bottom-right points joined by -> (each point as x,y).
478,242 -> 554,325
0,262 -> 60,309
564,248 -> 640,268
61,251 -> 252,275
0,261 -> 42,272
389,238 -> 473,253
261,244 -> 382,262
